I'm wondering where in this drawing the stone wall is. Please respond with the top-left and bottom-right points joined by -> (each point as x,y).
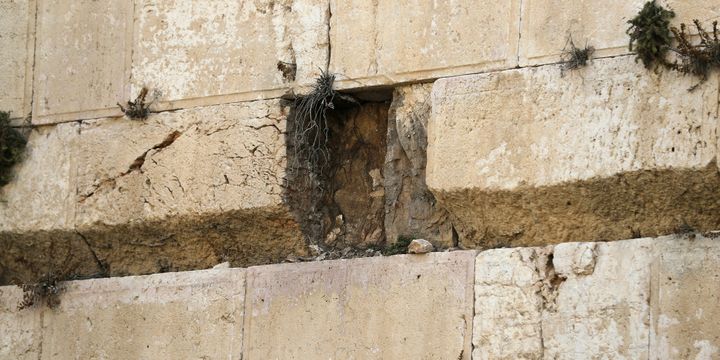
2,234 -> 718,359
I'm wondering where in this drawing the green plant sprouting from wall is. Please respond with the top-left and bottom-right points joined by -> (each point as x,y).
626,0 -> 675,69
0,111 -> 28,187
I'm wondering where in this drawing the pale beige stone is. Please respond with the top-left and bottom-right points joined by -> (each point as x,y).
132,0 -> 328,109
76,100 -> 288,227
40,269 -> 245,360
32,0 -> 132,123
473,235 -> 720,360
520,1 -> 720,66
0,0 -> 34,117
650,235 -> 720,360
429,55 -> 718,192
543,240 -> 654,359
428,55 -> 720,247
0,122 -> 78,232
330,0 -> 520,89
243,251 -> 475,359
0,286 -> 41,360
473,248 -> 544,359
408,239 -> 434,254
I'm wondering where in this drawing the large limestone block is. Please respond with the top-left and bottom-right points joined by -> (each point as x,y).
330,0 -> 520,89
0,0 -> 34,117
650,235 -> 720,359
429,55 -> 720,247
0,286 -> 41,360
520,0 -> 720,66
0,123 -> 102,284
32,0 -> 132,124
543,240 -> 654,359
74,100 -> 306,275
40,269 -> 245,359
243,251 -> 475,359
0,123 -> 77,233
473,235 -> 720,359
132,0 -> 328,110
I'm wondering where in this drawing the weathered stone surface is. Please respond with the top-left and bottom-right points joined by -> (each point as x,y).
330,0 -> 520,89
0,0 -> 34,117
520,1 -> 720,66
0,101 -> 308,282
243,251 -> 475,359
0,123 -> 77,233
408,239 -> 434,254
543,240 -> 653,359
73,100 -> 306,276
0,286 -> 41,359
473,234 -> 720,360
650,235 -> 720,359
132,0 -> 329,109
39,269 -> 245,359
429,55 -> 720,248
32,0 -> 132,123
384,84 -> 454,248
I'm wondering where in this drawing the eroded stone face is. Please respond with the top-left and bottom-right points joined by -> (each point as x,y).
429,55 -> 720,247
132,0 -> 329,107
330,0 -> 520,89
33,0 -> 132,122
0,286 -> 41,359
473,235 -> 720,360
0,0 -> 33,117
243,251 -> 475,359
384,84 -> 454,248
39,269 -> 245,359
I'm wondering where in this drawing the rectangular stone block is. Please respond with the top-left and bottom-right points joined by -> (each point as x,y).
40,269 -> 245,360
520,1 -> 720,66
243,251 -> 476,359
473,235 -> 720,360
32,0 -> 133,124
132,0 -> 328,110
330,0 -> 520,89
0,122 -> 78,233
650,235 -> 720,359
0,286 -> 41,360
0,0 -> 34,118
429,55 -> 720,247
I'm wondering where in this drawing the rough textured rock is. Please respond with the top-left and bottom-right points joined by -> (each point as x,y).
38,269 -> 245,359
473,234 -> 720,360
429,55 -> 720,248
0,100 -> 309,283
32,0 -> 132,123
520,0 -> 720,66
132,0 -> 329,108
286,101 -> 389,251
0,0 -> 33,117
0,286 -> 41,359
243,251 -> 475,359
384,84 -> 454,249
329,0 -> 520,89
407,239 -> 434,254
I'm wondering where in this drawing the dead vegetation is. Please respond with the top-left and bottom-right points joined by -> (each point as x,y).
17,273 -> 63,310
669,20 -> 720,91
560,36 -> 595,73
0,111 -> 28,187
118,87 -> 152,120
